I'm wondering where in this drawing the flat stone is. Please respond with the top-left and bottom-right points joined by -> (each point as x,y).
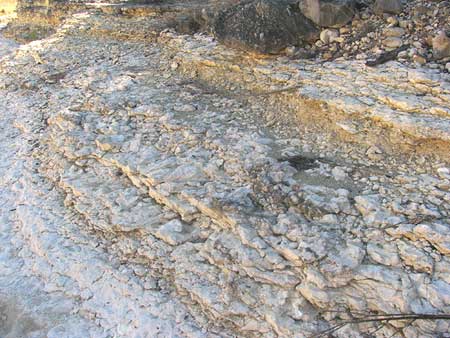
384,27 -> 405,37
383,37 -> 403,48
155,219 -> 194,245
354,195 -> 381,216
367,242 -> 401,266
397,240 -> 434,274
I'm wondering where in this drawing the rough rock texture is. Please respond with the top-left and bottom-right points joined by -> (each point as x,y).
433,31 -> 450,60
10,0 -> 450,73
213,0 -> 319,54
299,0 -> 356,28
161,30 -> 450,158
1,6 -> 450,338
373,0 -> 403,15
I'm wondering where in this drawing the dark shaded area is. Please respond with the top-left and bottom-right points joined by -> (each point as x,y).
278,155 -> 319,170
213,0 -> 319,54
365,44 -> 409,66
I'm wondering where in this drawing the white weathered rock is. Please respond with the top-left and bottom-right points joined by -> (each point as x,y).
354,195 -> 381,216
1,9 -> 450,338
397,240 -> 434,273
320,29 -> 339,44
437,167 -> 450,180
331,166 -> 347,181
367,241 -> 401,266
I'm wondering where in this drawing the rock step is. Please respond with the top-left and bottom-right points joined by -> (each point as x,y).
0,57 -> 215,337
40,58 -> 365,334
13,161 -> 213,338
23,3 -> 450,160
159,31 -> 450,159
45,100 -> 358,265
59,160 -> 202,244
44,109 -> 329,336
43,73 -> 450,337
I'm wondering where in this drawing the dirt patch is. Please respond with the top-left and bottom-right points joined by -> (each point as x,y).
279,155 -> 319,171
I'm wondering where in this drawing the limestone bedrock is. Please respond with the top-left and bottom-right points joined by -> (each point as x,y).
1,8 -> 450,338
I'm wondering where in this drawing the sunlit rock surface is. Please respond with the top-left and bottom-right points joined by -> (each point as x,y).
1,6 -> 450,338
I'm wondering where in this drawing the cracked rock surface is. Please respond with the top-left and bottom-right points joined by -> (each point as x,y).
1,9 -> 450,338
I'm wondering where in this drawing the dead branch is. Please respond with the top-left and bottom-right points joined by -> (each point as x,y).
313,313 -> 450,337
365,44 -> 410,67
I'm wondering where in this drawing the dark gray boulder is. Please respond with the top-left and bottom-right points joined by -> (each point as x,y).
213,0 -> 319,54
299,0 -> 356,28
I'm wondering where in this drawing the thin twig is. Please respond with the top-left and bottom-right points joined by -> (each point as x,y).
252,84 -> 303,96
365,44 -> 410,67
388,319 -> 416,338
368,321 -> 387,336
313,313 -> 450,337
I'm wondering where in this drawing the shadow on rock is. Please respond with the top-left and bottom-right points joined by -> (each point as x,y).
213,0 -> 319,54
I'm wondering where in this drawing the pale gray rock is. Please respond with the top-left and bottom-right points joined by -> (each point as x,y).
299,185 -> 354,217
320,28 -> 339,44
155,219 -> 195,245
354,194 -> 381,216
367,241 -> 401,266
331,166 -> 347,180
300,0 -> 356,28
436,167 -> 450,180
397,240 -> 434,274
2,9 -> 450,338
413,222 -> 450,255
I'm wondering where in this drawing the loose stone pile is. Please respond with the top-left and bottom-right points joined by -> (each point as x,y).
0,6 -> 450,338
309,0 -> 450,69
7,0 -> 450,72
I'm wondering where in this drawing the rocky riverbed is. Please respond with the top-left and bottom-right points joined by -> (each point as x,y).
1,3 -> 450,338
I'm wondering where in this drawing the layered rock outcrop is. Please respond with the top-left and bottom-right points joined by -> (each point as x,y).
1,3 -> 450,338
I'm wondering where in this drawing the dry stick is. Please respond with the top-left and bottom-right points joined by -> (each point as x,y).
252,84 -> 303,96
368,321 -> 387,336
251,46 -> 411,95
314,313 -> 450,337
212,84 -> 304,99
365,44 -> 410,67
388,319 -> 416,338
196,45 -> 409,98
